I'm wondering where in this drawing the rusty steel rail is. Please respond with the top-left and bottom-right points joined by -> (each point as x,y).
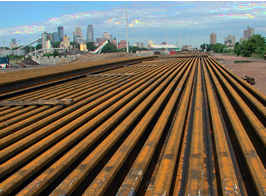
0,56 -> 157,97
0,55 -> 265,196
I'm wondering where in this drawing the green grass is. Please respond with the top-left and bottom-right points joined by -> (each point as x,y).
234,60 -> 252,63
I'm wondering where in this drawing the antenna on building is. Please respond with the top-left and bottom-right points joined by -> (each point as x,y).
125,9 -> 129,53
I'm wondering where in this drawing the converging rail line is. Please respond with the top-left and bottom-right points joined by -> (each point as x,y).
0,55 -> 265,196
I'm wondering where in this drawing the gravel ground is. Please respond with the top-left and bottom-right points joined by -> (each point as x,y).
213,53 -> 266,95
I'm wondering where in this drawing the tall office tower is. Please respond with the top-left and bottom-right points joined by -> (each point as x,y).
210,33 -> 216,45
52,32 -> 59,43
87,25 -> 94,42
243,26 -> 254,40
58,26 -> 64,42
41,32 -> 48,49
74,27 -> 83,44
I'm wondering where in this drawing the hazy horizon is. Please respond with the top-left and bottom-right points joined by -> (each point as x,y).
0,1 -> 265,48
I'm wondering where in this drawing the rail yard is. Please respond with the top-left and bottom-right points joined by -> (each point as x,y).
0,54 -> 265,196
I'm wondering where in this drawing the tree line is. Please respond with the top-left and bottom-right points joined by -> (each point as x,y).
200,34 -> 265,58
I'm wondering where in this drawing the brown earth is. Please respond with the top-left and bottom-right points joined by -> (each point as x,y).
213,53 -> 266,95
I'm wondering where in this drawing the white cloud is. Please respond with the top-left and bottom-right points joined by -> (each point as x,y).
0,2 -> 265,46
0,25 -> 45,36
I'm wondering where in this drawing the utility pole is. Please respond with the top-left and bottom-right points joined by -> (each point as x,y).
125,9 -> 129,53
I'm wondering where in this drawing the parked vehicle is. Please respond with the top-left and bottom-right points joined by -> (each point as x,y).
0,56 -> 9,69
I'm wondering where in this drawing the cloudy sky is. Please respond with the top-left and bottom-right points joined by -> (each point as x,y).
0,1 -> 265,48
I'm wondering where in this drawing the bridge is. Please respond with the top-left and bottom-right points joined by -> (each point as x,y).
26,48 -> 68,58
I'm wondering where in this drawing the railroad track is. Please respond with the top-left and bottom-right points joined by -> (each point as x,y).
0,55 -> 265,196
0,56 -> 156,97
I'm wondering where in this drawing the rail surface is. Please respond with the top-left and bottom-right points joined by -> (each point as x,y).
0,56 -> 156,96
0,55 -> 265,196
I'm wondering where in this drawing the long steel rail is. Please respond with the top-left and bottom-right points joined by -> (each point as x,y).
0,55 -> 265,196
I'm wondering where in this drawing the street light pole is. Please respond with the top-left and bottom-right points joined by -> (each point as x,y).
125,9 -> 129,53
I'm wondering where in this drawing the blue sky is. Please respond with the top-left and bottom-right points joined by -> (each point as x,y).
0,1 -> 265,47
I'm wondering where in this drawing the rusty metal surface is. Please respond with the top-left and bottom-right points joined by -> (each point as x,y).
0,55 -> 265,196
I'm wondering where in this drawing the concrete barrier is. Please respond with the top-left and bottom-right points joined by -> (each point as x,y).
32,55 -> 79,65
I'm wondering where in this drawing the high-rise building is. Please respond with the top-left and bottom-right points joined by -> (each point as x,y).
224,35 -> 236,47
86,25 -> 94,42
52,32 -> 59,43
103,32 -> 112,40
243,26 -> 254,40
58,26 -> 64,42
42,32 -> 49,49
73,27 -> 83,44
210,33 -> 216,45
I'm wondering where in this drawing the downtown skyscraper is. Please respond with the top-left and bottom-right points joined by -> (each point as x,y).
86,25 -> 94,42
73,27 -> 83,44
58,26 -> 64,42
210,33 -> 216,45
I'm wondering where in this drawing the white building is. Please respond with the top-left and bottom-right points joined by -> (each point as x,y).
73,27 -> 83,44
42,32 -> 51,49
147,41 -> 177,49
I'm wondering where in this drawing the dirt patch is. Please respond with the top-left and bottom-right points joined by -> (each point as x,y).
213,53 -> 266,95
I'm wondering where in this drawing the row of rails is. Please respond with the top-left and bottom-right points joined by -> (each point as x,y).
0,55 -> 265,195
0,56 -> 156,98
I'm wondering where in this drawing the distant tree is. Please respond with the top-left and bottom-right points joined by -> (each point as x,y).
102,43 -> 118,53
234,42 -> 241,56
240,40 -> 253,57
7,54 -> 24,60
200,43 -> 228,53
70,42 -> 79,49
52,41 -> 61,48
53,50 -> 59,57
206,44 -> 212,52
11,47 -> 19,50
200,43 -> 208,51
233,34 -> 265,57
36,44 -> 42,50
210,43 -> 226,53
24,46 -> 35,53
249,34 -> 265,57
86,42 -> 96,51
129,46 -> 148,53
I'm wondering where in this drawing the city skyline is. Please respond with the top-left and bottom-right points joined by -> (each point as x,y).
0,1 -> 265,47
